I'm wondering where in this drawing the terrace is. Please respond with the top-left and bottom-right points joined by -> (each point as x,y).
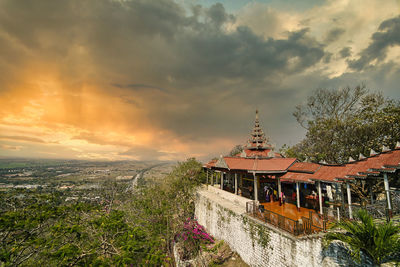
246,200 -> 328,236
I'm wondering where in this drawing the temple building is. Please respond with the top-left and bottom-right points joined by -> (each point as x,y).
204,110 -> 400,233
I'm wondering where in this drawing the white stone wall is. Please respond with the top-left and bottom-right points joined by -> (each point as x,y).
195,188 -> 359,267
206,185 -> 249,213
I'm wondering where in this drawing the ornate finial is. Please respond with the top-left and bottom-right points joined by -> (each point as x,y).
319,160 -> 327,164
348,156 -> 355,163
396,141 -> 400,149
382,145 -> 390,152
370,149 -> 378,156
359,153 -> 366,160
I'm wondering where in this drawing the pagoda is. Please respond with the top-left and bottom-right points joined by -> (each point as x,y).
205,110 -> 296,202
238,109 -> 281,158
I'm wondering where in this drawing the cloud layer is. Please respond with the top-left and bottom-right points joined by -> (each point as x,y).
0,0 -> 399,161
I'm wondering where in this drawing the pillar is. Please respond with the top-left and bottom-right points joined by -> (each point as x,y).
211,171 -> 214,186
318,181 -> 323,215
234,173 -> 238,195
296,182 -> 300,210
369,181 -> 374,204
384,173 -> 392,211
277,178 -> 281,197
346,183 -> 353,219
206,169 -> 209,185
253,172 -> 258,202
220,172 -> 224,190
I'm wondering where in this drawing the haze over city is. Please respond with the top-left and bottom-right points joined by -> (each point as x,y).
1,0 -> 400,161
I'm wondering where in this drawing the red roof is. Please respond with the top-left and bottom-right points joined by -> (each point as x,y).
223,157 -> 296,172
280,172 -> 315,183
203,159 -> 217,168
205,148 -> 400,183
235,148 -> 282,158
281,149 -> 400,183
288,162 -> 321,173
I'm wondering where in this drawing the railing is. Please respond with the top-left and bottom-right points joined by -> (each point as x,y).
246,191 -> 400,236
246,201 -> 327,236
263,210 -> 301,235
246,200 -> 257,214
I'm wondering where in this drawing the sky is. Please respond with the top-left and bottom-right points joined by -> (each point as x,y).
0,0 -> 400,162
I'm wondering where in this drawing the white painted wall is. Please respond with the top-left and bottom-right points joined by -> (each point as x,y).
195,188 -> 368,267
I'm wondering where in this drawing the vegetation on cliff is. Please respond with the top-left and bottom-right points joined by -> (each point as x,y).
283,85 -> 400,164
0,158 -> 207,266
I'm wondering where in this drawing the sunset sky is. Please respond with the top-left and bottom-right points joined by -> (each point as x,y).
1,0 -> 400,162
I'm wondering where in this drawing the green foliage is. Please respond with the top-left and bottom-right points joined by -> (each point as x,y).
0,158 -> 205,266
287,85 -> 400,164
324,209 -> 400,265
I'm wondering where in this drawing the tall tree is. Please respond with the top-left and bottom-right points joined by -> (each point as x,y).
285,85 -> 400,164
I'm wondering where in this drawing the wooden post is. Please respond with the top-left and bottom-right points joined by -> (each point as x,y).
318,181 -> 323,215
369,180 -> 374,204
206,169 -> 209,185
346,183 -> 353,219
296,182 -> 300,211
235,173 -> 238,195
384,173 -> 392,215
253,172 -> 258,202
220,172 -> 224,190
277,178 -> 281,197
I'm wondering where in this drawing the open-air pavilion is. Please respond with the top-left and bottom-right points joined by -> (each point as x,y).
203,110 -> 400,235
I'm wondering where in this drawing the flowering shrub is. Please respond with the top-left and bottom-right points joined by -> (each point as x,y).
177,218 -> 214,259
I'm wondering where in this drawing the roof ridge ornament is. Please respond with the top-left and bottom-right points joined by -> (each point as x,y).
215,154 -> 229,169
396,141 -> 400,149
319,160 -> 327,164
359,153 -> 366,160
348,156 -> 355,163
382,145 -> 390,152
370,149 -> 378,156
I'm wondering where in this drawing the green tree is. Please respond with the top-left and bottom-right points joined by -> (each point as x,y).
287,85 -> 400,164
127,158 -> 205,260
325,209 -> 400,265
283,85 -> 400,203
0,158 -> 206,266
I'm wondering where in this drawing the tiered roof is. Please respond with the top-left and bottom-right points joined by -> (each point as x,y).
236,109 -> 282,159
206,110 -> 294,173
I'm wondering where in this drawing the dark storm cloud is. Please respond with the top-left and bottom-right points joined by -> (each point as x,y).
324,27 -> 345,43
348,15 -> 400,71
339,47 -> 351,58
0,0 -> 325,88
0,0 -> 331,150
170,26 -> 325,87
